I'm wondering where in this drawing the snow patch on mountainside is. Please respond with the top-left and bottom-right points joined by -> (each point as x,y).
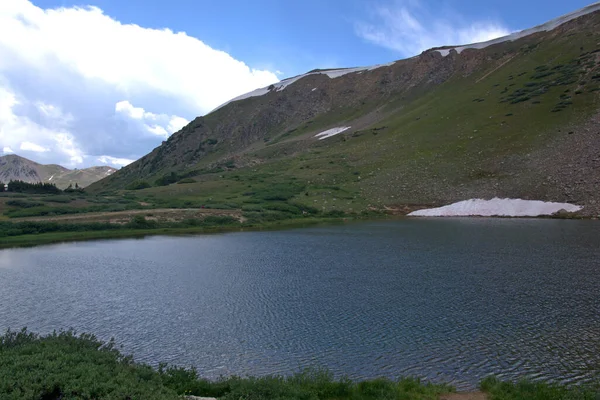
436,2 -> 600,56
211,62 -> 395,113
315,127 -> 351,140
408,198 -> 582,217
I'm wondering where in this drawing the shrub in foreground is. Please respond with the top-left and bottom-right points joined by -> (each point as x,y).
481,376 -> 599,400
2,330 -> 598,400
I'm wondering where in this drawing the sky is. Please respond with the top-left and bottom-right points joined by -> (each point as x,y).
0,0 -> 594,168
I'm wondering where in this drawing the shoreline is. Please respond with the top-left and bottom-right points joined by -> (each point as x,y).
1,212 -> 597,250
0,217 -> 359,250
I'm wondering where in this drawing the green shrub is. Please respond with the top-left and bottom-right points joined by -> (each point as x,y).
126,180 -> 152,190
0,329 -> 178,400
127,215 -> 158,229
6,200 -> 45,208
324,210 -> 346,218
480,376 -> 599,400
177,178 -> 196,184
45,195 -> 72,203
155,172 -> 180,186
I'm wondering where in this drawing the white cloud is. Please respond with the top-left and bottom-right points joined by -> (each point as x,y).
168,116 -> 189,134
0,1 -> 279,167
97,155 -> 134,167
114,101 -> 145,120
20,141 -> 49,152
0,87 -> 84,165
3,146 -> 13,153
115,100 -> 189,138
355,1 -> 510,56
53,132 -> 84,164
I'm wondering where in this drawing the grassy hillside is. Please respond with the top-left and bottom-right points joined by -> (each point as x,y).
88,10 -> 600,217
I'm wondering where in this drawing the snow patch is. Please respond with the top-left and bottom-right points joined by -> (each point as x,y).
210,62 -> 396,113
312,88 -> 317,91
48,175 -> 54,181
408,198 -> 582,217
315,126 -> 351,140
435,2 -> 600,56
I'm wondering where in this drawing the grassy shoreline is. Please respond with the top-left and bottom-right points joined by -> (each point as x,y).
0,216 -> 363,249
2,329 -> 598,400
1,212 -> 597,250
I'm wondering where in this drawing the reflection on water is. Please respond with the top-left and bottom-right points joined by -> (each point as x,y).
1,219 -> 599,389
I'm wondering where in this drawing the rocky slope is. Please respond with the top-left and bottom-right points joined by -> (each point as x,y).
0,154 -> 116,189
90,4 -> 600,216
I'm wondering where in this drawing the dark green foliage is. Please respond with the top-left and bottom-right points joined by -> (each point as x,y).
45,195 -> 73,203
126,180 -> 152,190
510,96 -> 531,104
501,58 -> 586,106
0,214 -> 241,238
6,199 -> 45,208
160,367 -> 452,400
177,178 -> 196,184
7,180 -> 61,194
324,210 -> 346,218
2,330 -> 599,400
128,215 -> 158,228
182,216 -> 238,227
255,182 -> 305,201
480,376 -> 600,400
3,201 -> 143,218
243,210 -> 294,223
0,221 -> 121,237
155,172 -> 180,186
64,183 -> 84,194
0,328 -> 178,400
0,329 -> 456,400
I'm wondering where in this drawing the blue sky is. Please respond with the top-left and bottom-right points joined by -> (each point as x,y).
0,0 -> 595,168
32,0 -> 593,77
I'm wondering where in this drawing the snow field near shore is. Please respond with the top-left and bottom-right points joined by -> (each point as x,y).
408,198 -> 582,217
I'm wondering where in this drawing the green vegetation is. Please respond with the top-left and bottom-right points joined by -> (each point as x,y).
2,329 -> 598,400
1,329 -> 178,400
6,180 -> 61,194
86,21 -> 600,215
481,377 -> 599,400
2,15 -> 600,246
125,180 -> 152,190
0,217 -> 239,240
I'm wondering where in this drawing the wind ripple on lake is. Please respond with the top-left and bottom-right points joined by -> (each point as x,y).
1,219 -> 599,390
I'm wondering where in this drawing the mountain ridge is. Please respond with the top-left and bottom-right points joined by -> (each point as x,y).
89,4 -> 600,217
0,154 -> 116,189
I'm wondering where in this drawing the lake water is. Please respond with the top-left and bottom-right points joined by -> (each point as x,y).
1,219 -> 599,389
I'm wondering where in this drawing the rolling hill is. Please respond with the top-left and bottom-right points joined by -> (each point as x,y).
0,154 -> 116,189
89,2 -> 600,216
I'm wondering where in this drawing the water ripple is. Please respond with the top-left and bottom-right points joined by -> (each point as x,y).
1,219 -> 599,390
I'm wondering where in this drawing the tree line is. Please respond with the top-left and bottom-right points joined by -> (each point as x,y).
0,180 -> 83,194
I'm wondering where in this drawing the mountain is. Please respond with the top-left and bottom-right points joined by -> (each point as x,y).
0,154 -> 116,189
90,3 -> 600,216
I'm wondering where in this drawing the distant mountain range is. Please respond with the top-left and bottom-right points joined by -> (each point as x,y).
0,154 -> 116,189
